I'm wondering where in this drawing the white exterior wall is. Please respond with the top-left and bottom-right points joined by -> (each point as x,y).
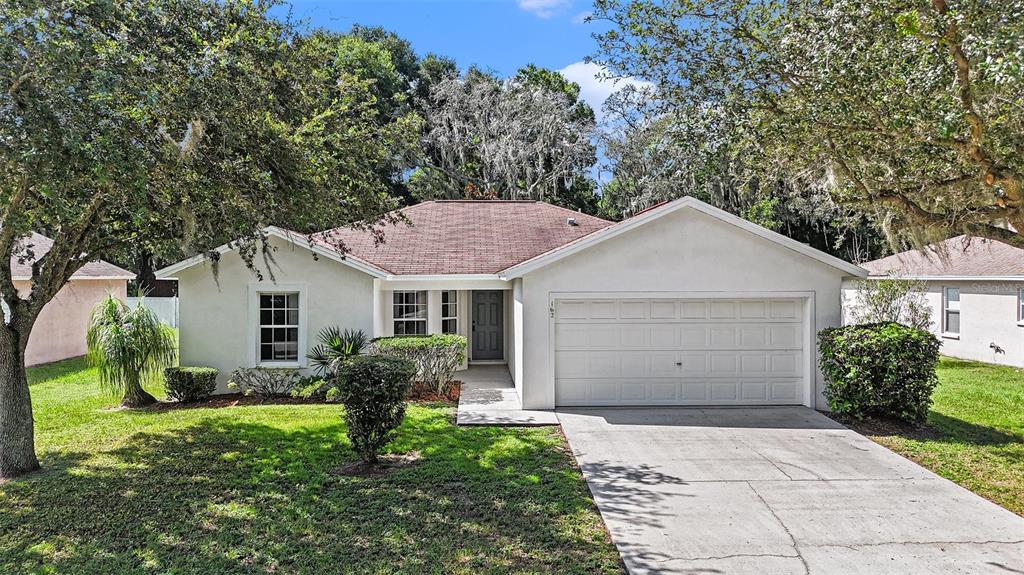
843,278 -> 1024,367
176,235 -> 374,391
519,207 -> 851,410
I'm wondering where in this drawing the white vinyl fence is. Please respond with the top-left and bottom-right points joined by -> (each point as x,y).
127,297 -> 179,328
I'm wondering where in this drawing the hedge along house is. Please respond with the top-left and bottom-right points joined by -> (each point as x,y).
845,235 -> 1024,367
158,197 -> 867,410
7,233 -> 134,366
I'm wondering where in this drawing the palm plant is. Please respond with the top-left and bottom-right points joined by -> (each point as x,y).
86,295 -> 178,408
306,327 -> 367,377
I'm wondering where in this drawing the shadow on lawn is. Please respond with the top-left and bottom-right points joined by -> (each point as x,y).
843,411 -> 1023,448
0,410 -> 622,575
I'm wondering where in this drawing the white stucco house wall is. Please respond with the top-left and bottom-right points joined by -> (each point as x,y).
844,235 -> 1024,367
158,196 -> 867,410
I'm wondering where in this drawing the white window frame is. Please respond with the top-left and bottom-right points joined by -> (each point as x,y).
393,290 -> 427,335
247,282 -> 307,368
441,290 -> 459,334
942,286 -> 960,338
1018,288 -> 1024,326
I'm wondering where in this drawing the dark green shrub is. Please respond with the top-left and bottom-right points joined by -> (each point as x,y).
164,367 -> 219,403
818,322 -> 941,423
337,355 -> 416,464
291,375 -> 339,402
372,334 -> 467,394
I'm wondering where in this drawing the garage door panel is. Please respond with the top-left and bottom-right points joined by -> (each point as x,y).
555,297 -> 807,407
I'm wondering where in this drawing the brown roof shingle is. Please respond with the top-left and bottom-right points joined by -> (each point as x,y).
316,200 -> 613,275
11,233 -> 134,280
862,235 -> 1024,277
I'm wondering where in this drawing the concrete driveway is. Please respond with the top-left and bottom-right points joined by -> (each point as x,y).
558,407 -> 1024,575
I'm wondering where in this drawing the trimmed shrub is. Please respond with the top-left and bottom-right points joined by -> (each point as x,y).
818,322 -> 941,423
227,367 -> 300,398
337,355 -> 416,464
372,334 -> 467,394
164,367 -> 218,402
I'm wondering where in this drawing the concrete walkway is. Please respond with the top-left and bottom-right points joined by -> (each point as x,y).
455,365 -> 558,426
558,407 -> 1024,575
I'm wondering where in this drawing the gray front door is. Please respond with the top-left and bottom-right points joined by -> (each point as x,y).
472,291 -> 504,360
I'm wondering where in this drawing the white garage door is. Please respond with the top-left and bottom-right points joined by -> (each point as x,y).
554,297 -> 807,406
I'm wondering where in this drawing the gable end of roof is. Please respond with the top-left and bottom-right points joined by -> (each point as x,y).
500,196 -> 868,278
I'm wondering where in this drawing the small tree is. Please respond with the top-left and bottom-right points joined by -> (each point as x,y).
337,356 -> 416,464
848,277 -> 933,330
86,296 -> 177,408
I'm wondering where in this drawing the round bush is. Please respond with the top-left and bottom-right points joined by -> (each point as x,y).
337,355 -> 416,463
164,367 -> 219,403
818,322 -> 940,423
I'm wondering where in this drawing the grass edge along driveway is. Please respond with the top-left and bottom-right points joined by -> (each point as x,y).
839,356 -> 1024,516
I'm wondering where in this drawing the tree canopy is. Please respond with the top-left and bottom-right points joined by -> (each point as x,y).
0,0 -> 418,477
412,65 -> 599,211
592,0 -> 1024,249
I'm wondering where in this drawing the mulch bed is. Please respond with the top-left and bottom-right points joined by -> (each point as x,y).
826,412 -> 942,441
146,381 -> 463,410
148,394 -> 320,410
407,381 -> 462,403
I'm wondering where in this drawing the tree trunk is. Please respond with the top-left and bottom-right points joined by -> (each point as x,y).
121,376 -> 157,409
135,249 -> 157,296
0,325 -> 39,479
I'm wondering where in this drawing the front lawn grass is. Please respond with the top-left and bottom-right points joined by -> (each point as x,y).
845,356 -> 1024,515
0,357 -> 622,574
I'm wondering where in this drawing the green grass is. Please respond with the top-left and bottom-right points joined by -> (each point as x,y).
849,356 -> 1024,515
0,358 -> 622,575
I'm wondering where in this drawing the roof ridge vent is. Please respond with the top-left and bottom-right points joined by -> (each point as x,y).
566,217 -> 578,227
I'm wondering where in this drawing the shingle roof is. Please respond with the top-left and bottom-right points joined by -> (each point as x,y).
316,200 -> 613,275
11,232 -> 135,280
862,235 -> 1024,277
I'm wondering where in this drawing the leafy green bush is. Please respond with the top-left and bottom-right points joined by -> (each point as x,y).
337,355 -> 416,464
227,368 -> 300,398
164,367 -> 218,403
818,322 -> 941,423
306,327 -> 368,377
372,334 -> 467,394
291,375 -> 340,402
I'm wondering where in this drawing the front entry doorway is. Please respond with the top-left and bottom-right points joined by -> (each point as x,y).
471,290 -> 504,361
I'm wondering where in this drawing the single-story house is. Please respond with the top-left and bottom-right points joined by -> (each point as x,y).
8,233 -> 135,366
847,235 -> 1024,367
158,196 -> 867,410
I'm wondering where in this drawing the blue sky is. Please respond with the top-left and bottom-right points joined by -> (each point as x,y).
274,0 -> 649,123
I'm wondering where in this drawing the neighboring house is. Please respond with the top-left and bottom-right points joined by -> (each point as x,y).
158,197 -> 867,410
8,233 -> 134,366
848,235 -> 1024,367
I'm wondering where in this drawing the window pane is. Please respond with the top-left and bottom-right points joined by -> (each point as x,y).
286,310 -> 298,325
442,319 -> 457,334
260,310 -> 273,325
946,311 -> 960,334
286,293 -> 298,308
273,309 -> 285,324
946,288 -> 959,302
271,294 -> 285,307
260,344 -> 274,361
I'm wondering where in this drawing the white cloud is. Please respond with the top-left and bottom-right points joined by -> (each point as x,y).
558,61 -> 653,122
571,10 -> 592,24
518,0 -> 571,19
